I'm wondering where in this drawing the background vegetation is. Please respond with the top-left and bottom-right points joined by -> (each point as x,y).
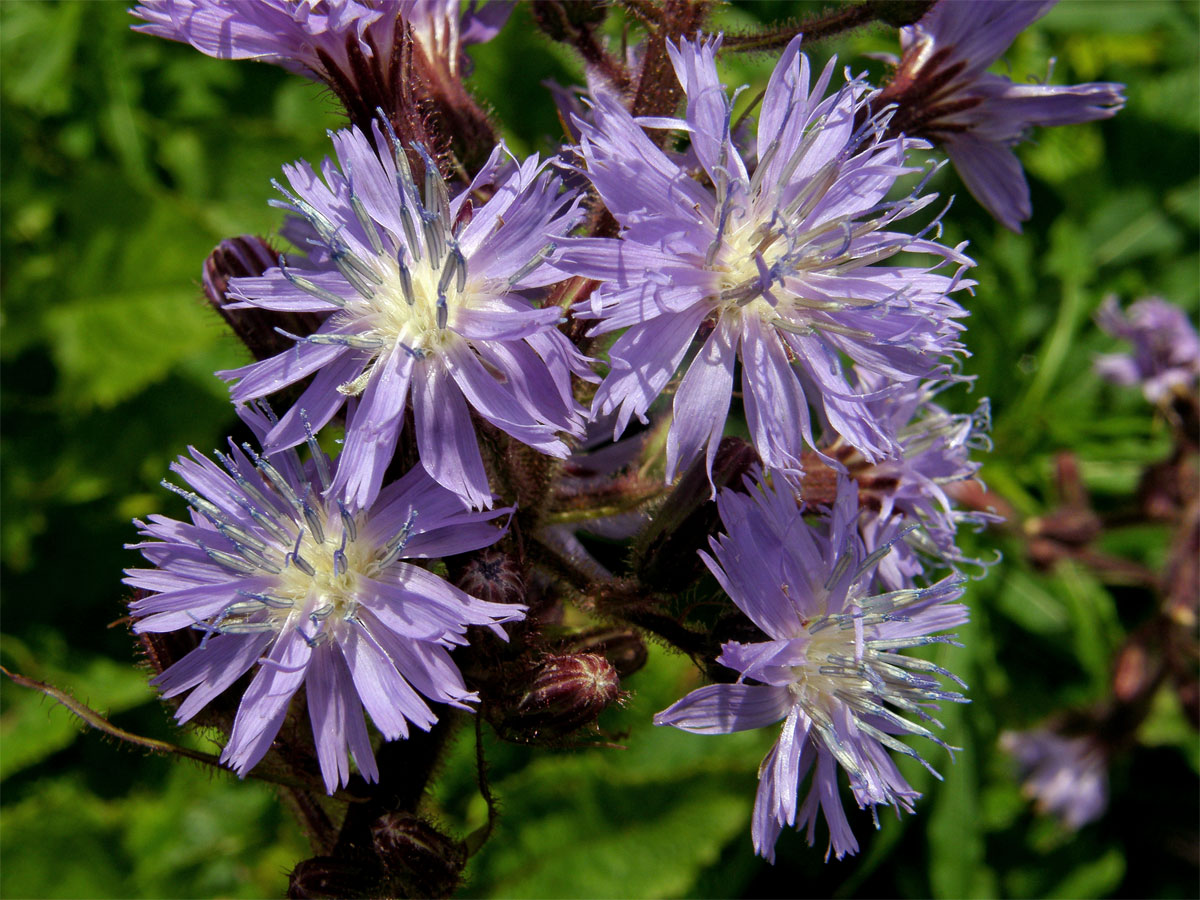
2,1 -> 1196,897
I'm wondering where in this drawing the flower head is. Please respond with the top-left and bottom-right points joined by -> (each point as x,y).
125,404 -> 524,791
556,35 -> 972,485
654,472 -> 968,861
825,374 -> 1000,588
1094,296 -> 1200,405
1000,727 -> 1108,829
218,122 -> 589,509
879,0 -> 1125,231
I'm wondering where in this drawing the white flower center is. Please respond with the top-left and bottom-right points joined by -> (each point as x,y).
274,512 -> 366,625
340,239 -> 472,360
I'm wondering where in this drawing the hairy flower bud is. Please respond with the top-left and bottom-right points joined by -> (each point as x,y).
557,628 -> 648,678
502,653 -> 621,740
866,0 -> 936,28
202,235 -> 324,362
371,813 -> 466,899
455,550 -> 525,606
287,856 -> 381,900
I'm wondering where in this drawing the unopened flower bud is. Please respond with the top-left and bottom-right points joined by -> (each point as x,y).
371,813 -> 466,899
558,628 -> 648,678
504,653 -> 620,739
132,588 -> 197,678
633,437 -> 760,592
203,235 -> 324,362
455,550 -> 524,606
287,856 -> 380,900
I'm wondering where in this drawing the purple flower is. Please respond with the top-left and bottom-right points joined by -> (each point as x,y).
654,473 -> 968,861
879,0 -> 1125,231
131,0 -> 506,79
218,122 -> 590,509
1094,296 -> 1200,404
555,36 -> 972,486
830,373 -> 1000,588
125,403 -> 524,792
1000,728 -> 1108,829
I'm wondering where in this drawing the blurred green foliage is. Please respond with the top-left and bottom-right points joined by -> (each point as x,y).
1,1 -> 1196,898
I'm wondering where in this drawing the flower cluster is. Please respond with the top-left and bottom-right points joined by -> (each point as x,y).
117,0 -> 1142,878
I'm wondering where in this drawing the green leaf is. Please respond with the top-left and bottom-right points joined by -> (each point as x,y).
1139,685 -> 1200,773
990,568 -> 1071,636
446,647 -> 771,898
0,777 -> 133,899
1023,125 -> 1105,186
0,2 -> 84,115
467,765 -> 753,899
43,288 -> 231,410
1045,846 -> 1125,899
0,766 -> 308,900
1088,189 -> 1185,269
926,629 -> 998,900
1054,562 -> 1121,692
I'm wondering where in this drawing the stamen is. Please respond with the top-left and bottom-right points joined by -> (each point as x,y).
233,493 -> 295,546
296,624 -> 323,648
436,290 -> 449,330
437,248 -> 459,295
159,480 -> 226,524
397,342 -> 429,360
225,534 -> 282,574
188,612 -> 226,649
347,186 -> 385,256
285,527 -> 316,576
329,240 -> 382,299
853,525 -> 920,581
375,507 -> 418,569
279,259 -> 348,308
209,519 -> 268,553
398,201 -> 424,263
273,327 -> 385,351
301,497 -> 325,545
243,444 -> 305,514
415,144 -> 451,226
332,528 -> 349,576
422,209 -> 446,265
301,411 -> 332,493
236,589 -> 295,610
452,242 -> 467,294
507,241 -> 556,287
199,542 -> 260,575
338,502 -> 358,542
